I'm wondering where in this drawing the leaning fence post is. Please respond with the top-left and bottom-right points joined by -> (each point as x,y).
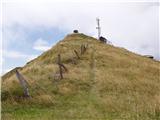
81,44 -> 84,55
59,63 -> 68,72
83,45 -> 87,53
15,70 -> 30,97
57,54 -> 63,79
74,50 -> 80,59
81,44 -> 87,55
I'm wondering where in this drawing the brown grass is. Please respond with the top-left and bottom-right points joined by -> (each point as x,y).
2,33 -> 160,120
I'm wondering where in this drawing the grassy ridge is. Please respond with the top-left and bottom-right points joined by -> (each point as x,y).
2,33 -> 160,120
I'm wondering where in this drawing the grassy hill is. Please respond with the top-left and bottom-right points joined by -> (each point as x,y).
1,33 -> 160,120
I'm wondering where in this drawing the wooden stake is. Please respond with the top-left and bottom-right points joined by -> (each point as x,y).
81,44 -> 84,55
57,54 -> 68,79
74,50 -> 80,59
83,45 -> 86,53
57,54 -> 63,79
15,70 -> 30,97
81,44 -> 87,55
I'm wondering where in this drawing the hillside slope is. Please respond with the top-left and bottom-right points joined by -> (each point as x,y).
2,33 -> 160,120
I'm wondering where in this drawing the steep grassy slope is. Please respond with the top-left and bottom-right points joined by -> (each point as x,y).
2,33 -> 160,120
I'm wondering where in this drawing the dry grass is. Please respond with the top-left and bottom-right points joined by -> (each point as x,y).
2,33 -> 160,120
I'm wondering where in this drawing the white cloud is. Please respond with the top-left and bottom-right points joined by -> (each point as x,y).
4,51 -> 28,58
26,55 -> 38,61
0,57 -> 3,76
1,50 -> 38,75
0,58 -> 3,66
33,38 -> 51,51
2,0 -> 159,3
1,68 -> 12,75
2,1 -> 159,59
3,50 -> 38,60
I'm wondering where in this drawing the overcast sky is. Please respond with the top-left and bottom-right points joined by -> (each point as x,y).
0,0 -> 159,75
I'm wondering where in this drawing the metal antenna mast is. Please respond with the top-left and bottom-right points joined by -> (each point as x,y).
96,18 -> 101,39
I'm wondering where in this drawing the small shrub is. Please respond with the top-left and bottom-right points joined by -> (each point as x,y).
1,90 -> 10,101
11,87 -> 24,97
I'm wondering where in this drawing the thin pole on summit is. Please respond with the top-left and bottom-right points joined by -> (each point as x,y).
96,18 -> 101,39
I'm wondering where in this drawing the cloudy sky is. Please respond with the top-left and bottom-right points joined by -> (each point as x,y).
0,0 -> 159,75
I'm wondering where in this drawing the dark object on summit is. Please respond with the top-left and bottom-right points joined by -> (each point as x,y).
73,30 -> 79,33
144,55 -> 154,59
99,36 -> 107,43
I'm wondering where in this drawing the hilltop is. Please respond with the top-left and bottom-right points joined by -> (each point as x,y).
2,33 -> 160,120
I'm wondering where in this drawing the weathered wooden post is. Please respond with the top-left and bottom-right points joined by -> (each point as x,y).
15,70 -> 30,97
57,54 -> 68,79
83,44 -> 87,53
57,54 -> 63,79
74,50 -> 80,59
81,44 -> 83,55
81,44 -> 87,55
81,44 -> 84,55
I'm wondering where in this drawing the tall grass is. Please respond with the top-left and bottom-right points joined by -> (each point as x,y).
2,33 -> 160,120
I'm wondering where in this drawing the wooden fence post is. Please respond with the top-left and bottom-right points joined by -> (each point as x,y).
83,45 -> 86,54
59,63 -> 68,72
81,44 -> 87,55
81,44 -> 84,55
74,50 -> 80,59
15,70 -> 30,97
57,54 -> 68,79
57,54 -> 63,79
